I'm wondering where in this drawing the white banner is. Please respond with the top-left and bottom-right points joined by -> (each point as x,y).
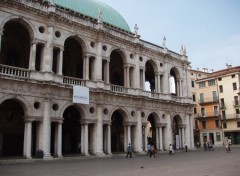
73,85 -> 89,104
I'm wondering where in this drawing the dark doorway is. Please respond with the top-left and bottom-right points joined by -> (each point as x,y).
111,110 -> 124,152
62,106 -> 81,155
0,99 -> 25,156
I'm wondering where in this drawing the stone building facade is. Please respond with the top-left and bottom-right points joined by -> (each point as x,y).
0,0 -> 194,159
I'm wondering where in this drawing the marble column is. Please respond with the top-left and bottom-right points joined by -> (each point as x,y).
94,41 -> 102,81
29,42 -> 37,70
83,55 -> 90,80
165,113 -> 172,147
36,122 -> 43,150
142,68 -> 146,90
156,127 -> 159,150
24,120 -> 32,158
124,125 -> 127,152
57,48 -> 63,75
144,123 -> 148,151
178,128 -> 181,148
57,121 -> 62,157
84,124 -> 89,156
106,60 -> 110,83
127,125 -> 131,145
41,24 -> 54,72
42,99 -> 52,158
95,106 -> 103,155
159,127 -> 163,150
135,112 -> 143,152
182,127 -> 186,146
81,124 -> 84,155
107,124 -> 111,154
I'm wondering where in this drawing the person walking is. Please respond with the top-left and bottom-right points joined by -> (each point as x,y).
226,141 -> 231,152
184,142 -> 188,152
126,143 -> 133,158
151,144 -> 156,158
146,143 -> 151,157
169,144 -> 173,155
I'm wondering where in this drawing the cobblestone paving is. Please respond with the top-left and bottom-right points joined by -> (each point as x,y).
0,147 -> 240,176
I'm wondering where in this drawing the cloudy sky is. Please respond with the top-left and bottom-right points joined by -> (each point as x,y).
98,0 -> 240,71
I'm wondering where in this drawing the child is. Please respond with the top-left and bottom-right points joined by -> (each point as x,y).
169,144 -> 173,155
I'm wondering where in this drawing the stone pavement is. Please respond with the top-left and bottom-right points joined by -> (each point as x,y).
0,147 -> 240,176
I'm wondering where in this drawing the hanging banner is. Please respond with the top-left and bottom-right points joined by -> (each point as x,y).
73,85 -> 89,104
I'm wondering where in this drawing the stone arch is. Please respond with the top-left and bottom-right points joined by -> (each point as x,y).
0,98 -> 27,156
0,15 -> 35,40
109,49 -> 127,86
60,103 -> 87,155
62,34 -> 88,53
110,107 -> 129,152
59,102 -> 88,119
0,95 -> 31,116
169,67 -> 181,95
109,107 -> 129,122
108,47 -> 127,63
0,17 -> 35,68
146,112 -> 160,146
172,114 -> 183,149
145,59 -> 158,92
62,35 -> 87,78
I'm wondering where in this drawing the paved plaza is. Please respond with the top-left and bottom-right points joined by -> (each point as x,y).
0,147 -> 240,176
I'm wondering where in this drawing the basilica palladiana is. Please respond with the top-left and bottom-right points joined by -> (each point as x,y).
0,0 -> 194,159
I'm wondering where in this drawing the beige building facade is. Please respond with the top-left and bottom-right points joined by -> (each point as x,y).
0,0 -> 194,159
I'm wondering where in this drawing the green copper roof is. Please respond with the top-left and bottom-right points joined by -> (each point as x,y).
51,0 -> 131,32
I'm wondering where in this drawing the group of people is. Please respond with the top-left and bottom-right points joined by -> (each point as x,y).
203,141 -> 214,151
146,143 -> 156,158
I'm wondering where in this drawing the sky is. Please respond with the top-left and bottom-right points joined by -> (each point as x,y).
98,0 -> 240,71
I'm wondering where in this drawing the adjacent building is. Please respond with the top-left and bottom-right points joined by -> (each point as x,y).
0,0 -> 194,159
191,66 -> 240,146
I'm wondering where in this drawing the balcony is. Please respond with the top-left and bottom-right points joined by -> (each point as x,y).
195,112 -> 219,120
219,103 -> 226,109
198,97 -> 219,105
0,64 -> 193,104
220,114 -> 240,121
233,100 -> 240,107
0,64 -> 30,79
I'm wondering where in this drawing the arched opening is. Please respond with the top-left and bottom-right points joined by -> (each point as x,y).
145,60 -> 155,92
63,37 -> 83,78
111,110 -> 124,152
62,106 -> 81,155
0,20 -> 30,68
170,68 -> 180,96
0,99 -> 25,157
172,115 -> 181,149
146,114 -> 157,146
109,50 -> 124,86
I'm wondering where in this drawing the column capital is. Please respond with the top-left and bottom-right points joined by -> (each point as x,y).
124,121 -> 137,126
142,122 -> 148,126
179,124 -> 186,128
157,123 -> 167,127
51,117 -> 63,123
103,120 -> 111,125
23,116 -> 35,122
81,119 -> 97,125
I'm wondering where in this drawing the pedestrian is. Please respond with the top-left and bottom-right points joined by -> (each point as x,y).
226,141 -> 231,152
146,143 -> 151,157
184,142 -> 188,152
151,144 -> 156,158
169,144 -> 173,155
203,142 -> 207,151
126,143 -> 132,158
78,141 -> 81,153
